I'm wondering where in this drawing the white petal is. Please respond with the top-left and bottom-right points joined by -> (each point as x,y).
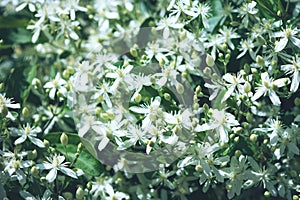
129,106 -> 148,114
269,90 -> 281,105
59,167 -> 77,179
291,37 -> 300,47
29,137 -> 45,148
251,87 -> 265,101
290,71 -> 299,92
46,168 -> 57,183
275,37 -> 288,52
14,135 -> 27,145
98,137 -> 109,151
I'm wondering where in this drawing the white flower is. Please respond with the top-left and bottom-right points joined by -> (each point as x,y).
105,65 -> 133,94
37,154 -> 77,183
195,109 -> 239,144
129,96 -> 163,129
9,124 -> 45,148
251,72 -> 289,106
274,27 -> 300,52
222,72 -> 246,102
281,56 -> 300,92
156,17 -> 184,39
0,93 -> 20,120
44,73 -> 67,100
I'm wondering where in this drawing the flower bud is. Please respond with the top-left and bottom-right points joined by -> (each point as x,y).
0,83 -> 3,92
86,182 -> 92,191
95,107 -> 101,115
130,47 -> 138,57
244,81 -> 251,93
206,54 -> 215,67
62,70 -> 70,79
62,192 -> 73,200
163,93 -> 171,101
256,55 -> 265,67
134,93 -> 142,103
235,150 -> 242,157
250,134 -> 258,142
60,132 -> 68,146
28,149 -> 38,160
77,142 -> 83,152
0,104 -> 8,118
264,191 -> 270,198
203,67 -> 211,76
22,107 -> 30,119
234,136 -> 239,143
293,195 -> 299,200
195,164 -> 202,172
76,187 -> 84,199
294,97 -> 300,106
43,139 -> 50,149
30,166 -> 39,176
176,83 -> 184,94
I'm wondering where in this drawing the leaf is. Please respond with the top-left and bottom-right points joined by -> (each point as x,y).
0,17 -> 29,29
45,132 -> 104,176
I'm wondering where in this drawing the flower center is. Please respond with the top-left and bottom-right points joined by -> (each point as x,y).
263,81 -> 270,88
54,157 -> 59,167
285,28 -> 292,39
53,80 -> 59,88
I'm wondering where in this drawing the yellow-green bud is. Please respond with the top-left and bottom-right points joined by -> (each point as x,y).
203,67 -> 211,76
263,139 -> 268,145
30,166 -> 39,176
229,134 -> 235,139
0,83 -> 3,92
76,187 -> 84,199
62,192 -> 73,200
203,103 -> 209,112
250,134 -> 258,142
226,184 -> 232,190
63,70 -> 70,79
256,55 -> 265,67
43,139 -> 50,148
264,191 -> 270,198
40,176 -> 47,182
221,43 -> 227,51
225,53 -> 230,61
244,81 -> 251,93
246,113 -> 253,122
234,136 -> 239,143
60,132 -> 68,146
206,54 -> 215,67
22,107 -> 30,119
28,149 -> 38,160
193,103 -> 199,111
251,68 -> 257,73
163,93 -> 171,101
159,58 -> 165,66
130,47 -> 138,57
67,66 -> 75,74
0,104 -> 8,118
195,164 -> 202,172
293,195 -> 299,200
86,182 -> 92,191
235,150 -> 242,157
77,142 -> 83,152
134,93 -> 142,103
294,97 -> 300,106
95,107 -> 101,115
176,83 -> 184,94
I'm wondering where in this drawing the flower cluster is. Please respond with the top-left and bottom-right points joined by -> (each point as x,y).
0,0 -> 300,199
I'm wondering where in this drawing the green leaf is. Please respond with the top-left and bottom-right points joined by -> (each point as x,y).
0,17 -> 29,29
45,132 -> 104,176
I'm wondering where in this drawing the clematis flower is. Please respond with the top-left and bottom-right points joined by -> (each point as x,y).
251,72 -> 289,106
274,27 -> 300,52
281,56 -> 300,92
37,154 -> 77,183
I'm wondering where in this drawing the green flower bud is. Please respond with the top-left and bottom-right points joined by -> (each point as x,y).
22,107 -> 30,119
62,70 -> 70,79
43,139 -> 50,149
264,191 -> 270,198
244,63 -> 250,74
30,166 -> 39,176
95,107 -> 101,115
62,192 -> 73,200
226,184 -> 232,190
0,104 -> 8,118
235,150 -> 242,157
246,113 -> 253,122
256,55 -> 265,67
193,103 -> 199,111
28,149 -> 38,160
0,83 -> 3,92
130,47 -> 138,57
203,103 -> 209,112
86,182 -> 92,191
225,53 -> 230,61
163,93 -> 171,101
76,187 -> 84,199
134,93 -> 142,103
244,81 -> 251,93
221,43 -> 227,51
77,142 -> 83,152
206,54 -> 215,67
234,136 -> 239,143
40,176 -> 47,182
294,97 -> 300,106
229,134 -> 235,139
293,195 -> 299,200
60,132 -> 68,146
195,164 -> 202,172
250,134 -> 258,142
159,58 -> 165,66
203,67 -> 211,76
176,83 -> 184,94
